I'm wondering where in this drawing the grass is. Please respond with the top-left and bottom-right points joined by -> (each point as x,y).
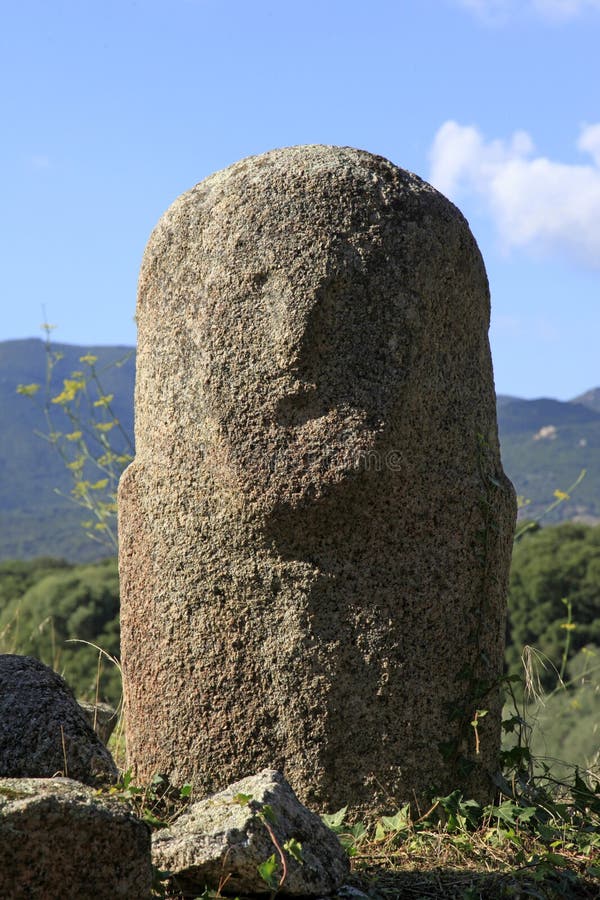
96,660 -> 599,899
333,771 -> 600,899
109,745 -> 599,899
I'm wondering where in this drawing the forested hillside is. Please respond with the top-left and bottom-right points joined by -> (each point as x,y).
498,396 -> 600,525
0,556 -> 120,704
506,522 -> 600,772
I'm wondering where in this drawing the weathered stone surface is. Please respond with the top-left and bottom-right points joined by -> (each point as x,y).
78,700 -> 119,745
0,654 -> 118,785
152,769 -> 349,896
120,145 -> 516,813
0,777 -> 151,899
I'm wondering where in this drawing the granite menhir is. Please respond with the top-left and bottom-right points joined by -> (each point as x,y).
119,145 -> 516,815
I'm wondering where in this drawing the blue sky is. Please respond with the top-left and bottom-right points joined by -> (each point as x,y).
2,0 -> 599,399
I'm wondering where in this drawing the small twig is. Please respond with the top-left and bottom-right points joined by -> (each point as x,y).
259,815 -> 288,889
216,864 -> 232,897
414,799 -> 441,825
60,725 -> 69,778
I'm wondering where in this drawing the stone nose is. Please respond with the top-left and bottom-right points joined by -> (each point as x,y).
268,274 -> 334,378
270,295 -> 313,367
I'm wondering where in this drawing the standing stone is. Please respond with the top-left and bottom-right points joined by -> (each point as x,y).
119,145 -> 516,814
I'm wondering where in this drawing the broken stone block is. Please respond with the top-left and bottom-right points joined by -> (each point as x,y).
152,769 -> 349,896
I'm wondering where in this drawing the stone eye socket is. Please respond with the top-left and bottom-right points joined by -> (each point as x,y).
250,272 -> 268,290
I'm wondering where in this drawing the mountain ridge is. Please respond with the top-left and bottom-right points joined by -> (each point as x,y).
0,339 -> 135,560
0,339 -> 597,560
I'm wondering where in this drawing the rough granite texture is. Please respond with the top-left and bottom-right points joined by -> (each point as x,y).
0,654 -> 118,785
152,769 -> 349,895
0,777 -> 151,899
119,145 -> 516,814
78,700 -> 119,745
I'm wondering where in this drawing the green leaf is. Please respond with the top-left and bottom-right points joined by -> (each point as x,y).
143,810 -> 167,828
231,792 -> 252,806
257,853 -> 279,889
438,790 -> 463,816
260,803 -> 277,825
501,713 -> 526,733
544,851 -> 569,866
380,804 -> 411,833
515,806 -> 538,824
536,822 -> 560,842
347,822 -> 368,841
487,800 -> 536,827
283,837 -> 303,863
321,806 -> 347,830
374,822 -> 387,841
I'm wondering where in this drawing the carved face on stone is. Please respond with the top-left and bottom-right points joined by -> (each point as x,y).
176,153 -> 428,506
140,148 -> 445,512
182,168 -> 424,512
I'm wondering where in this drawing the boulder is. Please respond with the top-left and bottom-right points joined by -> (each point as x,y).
152,769 -> 349,896
0,777 -> 151,899
0,654 -> 118,785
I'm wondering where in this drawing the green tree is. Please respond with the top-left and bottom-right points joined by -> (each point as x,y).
0,557 -> 121,704
524,645 -> 600,772
0,557 -> 70,610
506,522 -> 600,693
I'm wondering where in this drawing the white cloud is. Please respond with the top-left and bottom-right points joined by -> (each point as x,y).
533,0 -> 600,19
454,0 -> 600,22
578,123 -> 600,166
429,121 -> 600,268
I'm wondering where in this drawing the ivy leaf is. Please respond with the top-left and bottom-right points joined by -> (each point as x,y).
257,853 -> 279,889
260,803 -> 277,824
380,805 -> 411,833
321,806 -> 347,830
283,837 -> 303,863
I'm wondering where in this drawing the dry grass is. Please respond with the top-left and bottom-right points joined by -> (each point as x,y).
332,781 -> 600,900
122,766 -> 599,899
346,829 -> 600,898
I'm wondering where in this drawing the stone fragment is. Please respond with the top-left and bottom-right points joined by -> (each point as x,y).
120,145 -> 516,813
0,777 -> 151,899
78,700 -> 119,745
152,769 -> 349,896
0,654 -> 118,785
